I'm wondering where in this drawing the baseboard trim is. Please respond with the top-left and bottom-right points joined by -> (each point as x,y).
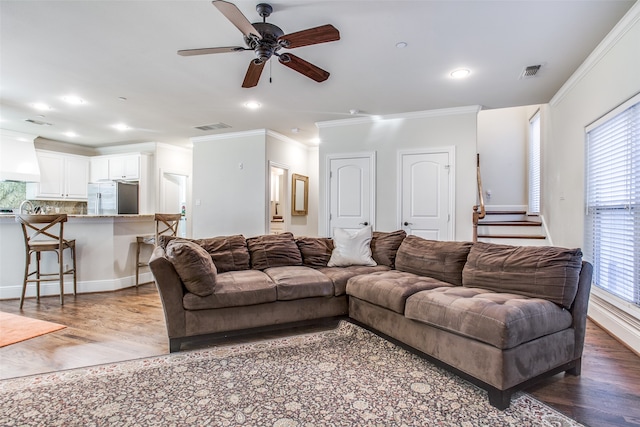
0,272 -> 155,300
588,295 -> 640,357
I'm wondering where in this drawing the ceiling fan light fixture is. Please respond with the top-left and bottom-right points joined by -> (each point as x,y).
450,68 -> 471,79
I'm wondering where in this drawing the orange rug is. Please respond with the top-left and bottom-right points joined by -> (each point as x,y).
0,311 -> 66,347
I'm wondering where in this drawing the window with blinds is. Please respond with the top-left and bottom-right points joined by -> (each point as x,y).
585,94 -> 640,308
528,111 -> 541,214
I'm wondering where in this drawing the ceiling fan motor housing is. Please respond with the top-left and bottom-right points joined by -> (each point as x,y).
245,22 -> 284,62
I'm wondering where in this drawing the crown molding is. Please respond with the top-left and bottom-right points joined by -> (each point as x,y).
315,105 -> 483,129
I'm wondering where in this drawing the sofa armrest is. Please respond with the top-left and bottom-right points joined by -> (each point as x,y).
570,261 -> 593,360
149,246 -> 187,340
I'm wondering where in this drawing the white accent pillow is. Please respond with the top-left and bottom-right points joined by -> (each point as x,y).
327,226 -> 377,267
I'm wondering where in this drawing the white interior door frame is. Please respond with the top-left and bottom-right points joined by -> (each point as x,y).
396,147 -> 456,239
266,160 -> 290,234
325,151 -> 376,236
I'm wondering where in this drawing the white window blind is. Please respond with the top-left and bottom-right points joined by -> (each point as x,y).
528,111 -> 541,215
585,94 -> 640,308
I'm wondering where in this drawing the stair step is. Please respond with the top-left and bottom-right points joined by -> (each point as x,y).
478,221 -> 541,226
477,234 -> 547,239
484,210 -> 527,215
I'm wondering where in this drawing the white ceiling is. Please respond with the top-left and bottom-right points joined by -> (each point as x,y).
0,0 -> 635,148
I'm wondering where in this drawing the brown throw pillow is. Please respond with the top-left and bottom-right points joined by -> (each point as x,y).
165,240 -> 217,296
296,237 -> 334,267
246,232 -> 303,270
395,236 -> 473,286
371,230 -> 407,268
462,242 -> 583,309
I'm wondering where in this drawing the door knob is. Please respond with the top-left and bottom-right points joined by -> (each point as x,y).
403,221 -> 413,226
359,221 -> 369,226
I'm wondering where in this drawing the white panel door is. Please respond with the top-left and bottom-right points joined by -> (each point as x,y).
329,155 -> 374,236
400,150 -> 452,240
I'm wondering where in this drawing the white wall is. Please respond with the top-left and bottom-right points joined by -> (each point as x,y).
477,105 -> 539,208
191,131 -> 266,238
544,4 -> 640,249
544,3 -> 640,353
317,106 -> 480,240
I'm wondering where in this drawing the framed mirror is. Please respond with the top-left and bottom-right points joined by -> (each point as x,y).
291,174 -> 308,216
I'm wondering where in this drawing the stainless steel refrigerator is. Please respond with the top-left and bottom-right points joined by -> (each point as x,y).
87,181 -> 139,215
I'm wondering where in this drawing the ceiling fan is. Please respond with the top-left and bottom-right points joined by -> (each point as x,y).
178,1 -> 340,88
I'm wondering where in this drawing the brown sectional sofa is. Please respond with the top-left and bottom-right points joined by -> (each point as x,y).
149,230 -> 592,410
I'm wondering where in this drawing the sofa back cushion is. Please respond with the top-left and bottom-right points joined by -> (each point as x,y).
395,236 -> 473,286
165,239 -> 217,296
247,232 -> 303,270
371,230 -> 406,268
462,242 -> 583,309
158,234 -> 250,273
296,237 -> 334,267
196,235 -> 251,273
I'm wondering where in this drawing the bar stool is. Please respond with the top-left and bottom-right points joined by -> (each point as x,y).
15,214 -> 77,309
135,213 -> 182,286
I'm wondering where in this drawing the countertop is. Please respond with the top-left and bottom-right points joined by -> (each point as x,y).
0,213 -> 155,219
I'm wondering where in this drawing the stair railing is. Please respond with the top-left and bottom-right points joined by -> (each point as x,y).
472,153 -> 486,242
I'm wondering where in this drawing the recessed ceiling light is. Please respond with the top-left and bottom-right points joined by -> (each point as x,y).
349,109 -> 360,115
450,68 -> 471,79
112,123 -> 130,131
118,97 -> 128,101
291,127 -> 300,133
63,131 -> 78,138
32,102 -> 52,111
244,101 -> 261,110
62,95 -> 85,105
395,42 -> 408,49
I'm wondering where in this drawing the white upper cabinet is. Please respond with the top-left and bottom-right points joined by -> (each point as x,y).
26,151 -> 89,200
109,154 -> 140,180
90,154 -> 140,181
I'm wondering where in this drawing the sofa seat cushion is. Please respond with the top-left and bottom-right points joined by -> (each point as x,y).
404,287 -> 573,350
346,270 -> 454,314
315,265 -> 391,296
264,266 -> 334,301
183,270 -> 276,310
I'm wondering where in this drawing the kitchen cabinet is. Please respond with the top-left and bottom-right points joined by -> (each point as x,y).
26,151 -> 89,200
109,154 -> 140,180
90,154 -> 140,181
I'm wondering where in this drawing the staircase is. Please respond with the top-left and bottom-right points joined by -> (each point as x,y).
472,154 -> 548,246
476,210 -> 548,246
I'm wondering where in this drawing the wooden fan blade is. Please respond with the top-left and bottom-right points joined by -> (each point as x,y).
212,0 -> 262,39
278,24 -> 340,49
242,60 -> 266,88
278,54 -> 329,83
177,46 -> 247,56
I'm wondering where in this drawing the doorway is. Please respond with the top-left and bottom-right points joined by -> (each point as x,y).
268,163 -> 288,235
398,148 -> 454,240
326,153 -> 376,236
161,171 -> 188,237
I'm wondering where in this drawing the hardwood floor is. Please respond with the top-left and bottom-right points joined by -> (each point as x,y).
1,285 -> 639,427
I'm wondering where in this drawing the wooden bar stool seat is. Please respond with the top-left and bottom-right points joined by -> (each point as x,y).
135,213 -> 182,286
16,214 -> 77,309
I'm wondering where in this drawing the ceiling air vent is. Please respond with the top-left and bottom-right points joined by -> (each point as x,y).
520,64 -> 541,79
195,122 -> 231,131
24,118 -> 53,126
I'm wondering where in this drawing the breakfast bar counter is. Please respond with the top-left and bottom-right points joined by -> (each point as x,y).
0,214 -> 157,301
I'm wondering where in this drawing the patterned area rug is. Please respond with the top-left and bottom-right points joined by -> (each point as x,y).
0,311 -> 66,347
0,321 -> 581,426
